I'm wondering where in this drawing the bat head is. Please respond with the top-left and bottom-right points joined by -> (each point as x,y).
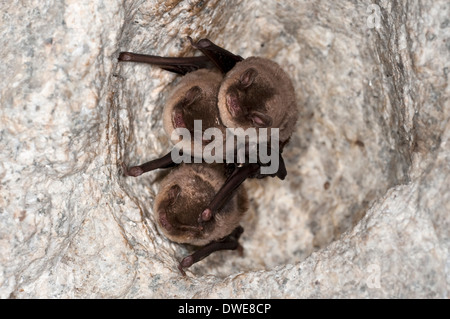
163,69 -> 227,153
153,164 -> 248,246
222,67 -> 275,128
218,57 -> 298,143
170,85 -> 220,133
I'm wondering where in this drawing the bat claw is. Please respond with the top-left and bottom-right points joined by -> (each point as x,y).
118,52 -> 132,61
187,36 -> 195,46
121,163 -> 130,176
186,36 -> 212,49
177,263 -> 187,276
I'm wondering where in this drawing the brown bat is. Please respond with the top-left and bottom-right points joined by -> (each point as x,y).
217,56 -> 298,143
153,163 -> 248,275
161,68 -> 226,158
119,67 -> 227,177
187,40 -> 297,224
118,37 -> 240,177
187,37 -> 297,143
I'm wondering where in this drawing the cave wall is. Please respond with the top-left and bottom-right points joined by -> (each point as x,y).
0,0 -> 448,298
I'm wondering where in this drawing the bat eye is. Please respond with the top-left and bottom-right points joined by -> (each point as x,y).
184,86 -> 202,105
248,111 -> 273,128
239,68 -> 258,88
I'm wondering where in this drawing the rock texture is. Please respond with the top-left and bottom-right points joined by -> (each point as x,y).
0,0 -> 448,298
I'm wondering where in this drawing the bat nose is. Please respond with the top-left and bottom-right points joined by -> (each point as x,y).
159,211 -> 173,231
172,109 -> 186,129
226,92 -> 242,118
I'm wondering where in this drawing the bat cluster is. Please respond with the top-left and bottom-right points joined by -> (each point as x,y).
119,37 -> 297,275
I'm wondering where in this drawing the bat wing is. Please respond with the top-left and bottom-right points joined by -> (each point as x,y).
178,225 -> 244,275
118,52 -> 213,75
188,37 -> 244,73
123,151 -> 177,177
119,37 -> 243,75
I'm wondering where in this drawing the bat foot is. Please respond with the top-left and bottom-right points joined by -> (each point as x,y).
121,163 -> 130,176
122,163 -> 144,177
178,255 -> 194,276
186,36 -> 213,49
177,226 -> 245,275
187,36 -> 195,47
118,52 -> 133,61
177,264 -> 187,276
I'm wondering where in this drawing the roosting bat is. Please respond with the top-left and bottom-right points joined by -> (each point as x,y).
119,66 -> 227,177
217,57 -> 297,143
188,39 -> 298,224
153,163 -> 248,275
118,38 -> 239,177
186,37 -> 297,144
161,68 -> 226,157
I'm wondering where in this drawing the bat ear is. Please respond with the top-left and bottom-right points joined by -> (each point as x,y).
172,86 -> 202,128
168,184 -> 181,202
239,68 -> 258,88
184,86 -> 202,105
249,111 -> 273,127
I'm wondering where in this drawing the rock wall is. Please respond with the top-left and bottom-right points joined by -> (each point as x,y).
0,0 -> 448,298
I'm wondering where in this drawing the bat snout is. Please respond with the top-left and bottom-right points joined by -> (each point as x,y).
172,109 -> 186,129
158,211 -> 173,232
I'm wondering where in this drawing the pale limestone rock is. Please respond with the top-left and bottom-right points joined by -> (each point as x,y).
0,0 -> 448,298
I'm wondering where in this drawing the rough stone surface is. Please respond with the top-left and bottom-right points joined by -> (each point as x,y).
0,0 -> 448,298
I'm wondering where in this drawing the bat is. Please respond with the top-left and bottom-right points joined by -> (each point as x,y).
217,56 -> 298,144
119,37 -> 240,177
153,163 -> 248,275
120,66 -> 227,177
161,68 -> 226,158
182,38 -> 297,225
187,40 -> 298,224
